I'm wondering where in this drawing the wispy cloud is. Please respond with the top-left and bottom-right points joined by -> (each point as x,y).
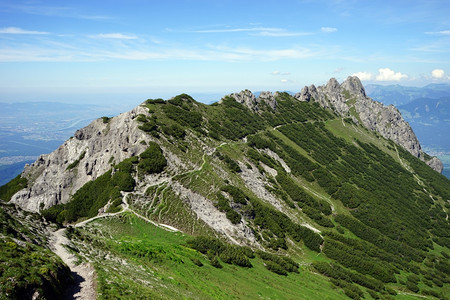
212,46 -> 315,61
190,26 -> 312,37
0,42 -> 319,63
321,27 -> 338,33
255,31 -> 312,37
3,3 -> 111,20
271,71 -> 291,75
89,33 -> 138,40
191,27 -> 278,33
0,27 -> 49,35
410,39 -> 450,53
425,30 -> 450,35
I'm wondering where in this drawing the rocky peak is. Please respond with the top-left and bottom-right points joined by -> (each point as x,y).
228,90 -> 258,111
226,90 -> 278,111
325,77 -> 340,92
257,91 -> 277,110
295,76 -> 442,173
341,76 -> 366,98
294,85 -> 318,102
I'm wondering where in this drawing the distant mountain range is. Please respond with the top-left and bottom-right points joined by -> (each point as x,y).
365,83 -> 450,106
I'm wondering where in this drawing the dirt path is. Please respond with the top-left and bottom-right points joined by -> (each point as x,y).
50,228 -> 97,299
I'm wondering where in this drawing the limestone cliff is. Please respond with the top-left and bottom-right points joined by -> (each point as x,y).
10,105 -> 151,211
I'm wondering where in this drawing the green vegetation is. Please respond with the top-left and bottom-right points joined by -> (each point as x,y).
138,142 -> 167,174
66,150 -> 86,170
0,174 -> 27,201
5,90 -> 449,299
68,213 -> 352,299
0,204 -> 72,299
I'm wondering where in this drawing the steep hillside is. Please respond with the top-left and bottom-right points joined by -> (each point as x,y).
1,77 -> 449,299
0,202 -> 72,299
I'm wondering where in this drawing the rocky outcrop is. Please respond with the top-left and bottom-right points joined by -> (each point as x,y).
10,104 -> 152,212
224,90 -> 277,111
227,90 -> 258,111
426,156 -> 444,173
296,76 -> 442,172
257,91 -> 277,110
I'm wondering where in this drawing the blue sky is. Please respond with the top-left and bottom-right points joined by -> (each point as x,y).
1,0 -> 450,104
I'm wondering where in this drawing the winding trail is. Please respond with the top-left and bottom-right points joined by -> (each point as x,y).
48,155 -> 199,298
50,229 -> 96,300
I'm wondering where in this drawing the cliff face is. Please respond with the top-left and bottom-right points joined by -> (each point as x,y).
10,105 -> 151,211
294,76 -> 443,173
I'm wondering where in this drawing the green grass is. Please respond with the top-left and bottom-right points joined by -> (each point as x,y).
71,212 -> 440,299
72,213 -> 356,299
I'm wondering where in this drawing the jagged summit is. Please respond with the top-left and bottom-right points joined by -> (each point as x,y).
222,89 -> 277,111
294,76 -> 443,172
225,77 -> 442,172
341,76 -> 367,98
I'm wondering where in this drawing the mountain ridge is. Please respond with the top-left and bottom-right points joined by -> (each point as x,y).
8,76 -> 443,212
1,76 -> 449,299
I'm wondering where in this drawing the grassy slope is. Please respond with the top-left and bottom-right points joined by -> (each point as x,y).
71,213 -> 351,300
0,203 -> 72,299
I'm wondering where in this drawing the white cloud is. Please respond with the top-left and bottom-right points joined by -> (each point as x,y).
256,31 -> 311,37
90,33 -> 137,40
192,27 -> 312,37
321,27 -> 337,33
431,69 -> 445,79
375,68 -> 408,81
0,27 -> 48,34
192,27 -> 280,33
271,71 -> 291,75
425,30 -> 450,35
281,79 -> 289,83
352,71 -> 373,80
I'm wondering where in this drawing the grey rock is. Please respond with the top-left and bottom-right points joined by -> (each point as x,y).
294,85 -> 318,102
226,90 -> 258,111
257,91 -> 277,110
225,90 -> 278,111
426,157 -> 444,173
10,104 -> 152,212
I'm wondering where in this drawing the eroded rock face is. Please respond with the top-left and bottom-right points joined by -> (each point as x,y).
224,90 -> 277,111
296,76 -> 442,172
426,157 -> 444,174
257,91 -> 277,110
227,90 -> 259,111
10,105 -> 151,212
